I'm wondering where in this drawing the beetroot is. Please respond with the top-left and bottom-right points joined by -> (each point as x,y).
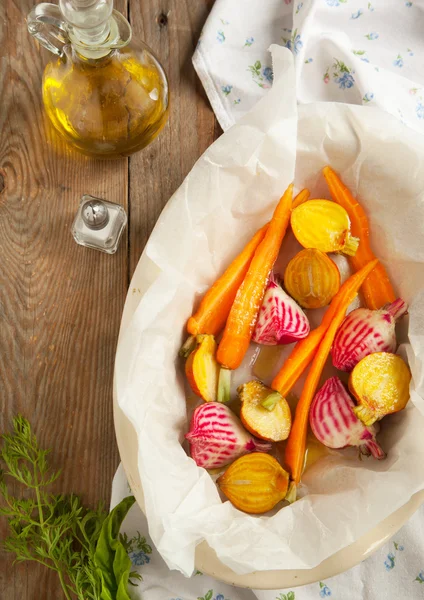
185,402 -> 271,469
332,298 -> 407,372
252,273 -> 310,345
309,376 -> 385,459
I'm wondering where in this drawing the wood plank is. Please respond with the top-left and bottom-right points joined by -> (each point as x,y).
0,0 -> 128,597
128,0 -> 221,276
0,0 -> 219,597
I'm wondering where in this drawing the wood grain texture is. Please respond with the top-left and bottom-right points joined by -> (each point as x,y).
0,0 -> 126,598
128,0 -> 221,276
0,0 -> 218,598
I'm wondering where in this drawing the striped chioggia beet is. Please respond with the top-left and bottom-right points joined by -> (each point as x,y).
309,376 -> 385,459
331,298 -> 407,372
252,273 -> 310,345
185,402 -> 272,469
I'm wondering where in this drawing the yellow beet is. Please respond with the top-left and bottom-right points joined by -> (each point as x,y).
185,335 -> 219,402
284,248 -> 341,309
291,199 -> 360,256
239,380 -> 292,442
349,352 -> 411,426
217,453 -> 289,514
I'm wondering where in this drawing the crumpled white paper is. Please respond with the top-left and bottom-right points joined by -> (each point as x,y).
115,45 -> 424,577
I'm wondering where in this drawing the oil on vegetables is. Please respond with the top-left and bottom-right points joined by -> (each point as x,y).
180,170 -> 411,513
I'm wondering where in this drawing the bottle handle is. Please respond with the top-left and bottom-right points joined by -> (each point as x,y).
27,3 -> 69,56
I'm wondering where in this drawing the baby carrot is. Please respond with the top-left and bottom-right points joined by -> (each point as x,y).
284,259 -> 379,496
186,187 -> 306,340
292,188 -> 310,210
272,269 -> 349,396
187,223 -> 268,337
217,184 -> 294,370
272,327 -> 330,399
323,166 -> 396,310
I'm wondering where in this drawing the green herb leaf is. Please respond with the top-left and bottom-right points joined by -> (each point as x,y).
94,496 -> 136,600
0,415 -> 142,600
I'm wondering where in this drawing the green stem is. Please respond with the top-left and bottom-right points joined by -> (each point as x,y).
353,404 -> 378,426
74,524 -> 91,553
285,481 -> 297,504
261,392 -> 282,411
30,458 -> 45,527
343,234 -> 360,256
26,557 -> 59,572
0,493 -> 36,524
35,486 -> 44,526
32,462 -> 73,599
217,368 -> 231,403
66,581 -> 79,597
58,569 -> 73,600
179,335 -> 196,358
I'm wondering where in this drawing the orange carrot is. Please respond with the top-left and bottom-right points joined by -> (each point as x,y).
323,166 -> 396,310
187,224 -> 268,337
272,271 -> 349,396
187,188 -> 307,339
292,188 -> 310,210
284,259 -> 379,491
272,327 -> 330,398
217,184 -> 294,370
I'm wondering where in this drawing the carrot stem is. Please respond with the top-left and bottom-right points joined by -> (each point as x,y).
285,481 -> 297,504
217,185 -> 294,370
323,166 -> 396,310
284,259 -> 379,494
187,224 -> 269,337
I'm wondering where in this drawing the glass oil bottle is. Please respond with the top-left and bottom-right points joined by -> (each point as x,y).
28,0 -> 169,158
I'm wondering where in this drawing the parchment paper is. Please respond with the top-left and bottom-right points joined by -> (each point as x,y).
115,45 -> 424,577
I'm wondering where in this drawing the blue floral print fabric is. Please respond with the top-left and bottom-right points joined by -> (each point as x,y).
192,0 -> 424,134
111,465 -> 424,600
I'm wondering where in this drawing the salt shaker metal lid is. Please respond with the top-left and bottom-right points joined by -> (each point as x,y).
81,198 -> 110,230
72,194 -> 127,254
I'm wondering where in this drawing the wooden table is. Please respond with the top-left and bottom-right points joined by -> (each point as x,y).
0,1 -> 219,597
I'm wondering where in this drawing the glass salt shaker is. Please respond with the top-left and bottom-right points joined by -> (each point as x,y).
72,195 -> 127,254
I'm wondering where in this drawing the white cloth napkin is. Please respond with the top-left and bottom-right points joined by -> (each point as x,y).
111,465 -> 424,600
192,0 -> 424,134
112,1 -> 424,597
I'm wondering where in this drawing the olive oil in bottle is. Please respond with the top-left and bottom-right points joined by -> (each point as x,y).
28,0 -> 169,158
